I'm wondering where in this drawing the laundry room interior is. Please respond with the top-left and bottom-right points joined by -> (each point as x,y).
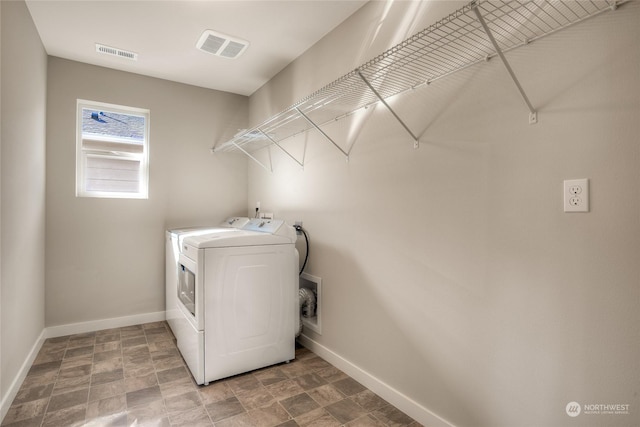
2,0 -> 639,426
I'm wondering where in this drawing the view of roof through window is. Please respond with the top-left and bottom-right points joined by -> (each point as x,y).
82,109 -> 145,141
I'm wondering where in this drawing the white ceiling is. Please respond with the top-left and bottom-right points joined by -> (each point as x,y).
25,0 -> 368,96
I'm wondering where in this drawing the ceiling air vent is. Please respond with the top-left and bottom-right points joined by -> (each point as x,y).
196,30 -> 249,59
96,43 -> 138,61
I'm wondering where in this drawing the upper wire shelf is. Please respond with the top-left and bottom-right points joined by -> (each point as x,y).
213,0 -> 625,169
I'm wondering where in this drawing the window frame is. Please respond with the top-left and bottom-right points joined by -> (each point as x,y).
76,99 -> 150,199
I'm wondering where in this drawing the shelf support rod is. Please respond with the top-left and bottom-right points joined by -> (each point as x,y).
231,141 -> 272,173
473,4 -> 537,124
258,129 -> 304,169
357,70 -> 420,148
295,107 -> 349,160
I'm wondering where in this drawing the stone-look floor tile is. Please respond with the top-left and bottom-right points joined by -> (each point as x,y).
59,363 -> 92,379
41,403 -> 86,427
307,384 -> 345,407
148,339 -> 177,352
205,396 -> 245,422
67,334 -> 95,349
44,335 -> 70,345
12,383 -> 54,405
86,394 -> 126,420
254,367 -> 288,386
351,390 -> 388,412
123,363 -> 156,379
168,406 -> 213,427
2,398 -> 49,425
315,366 -> 348,383
157,366 -> 190,384
159,376 -> 197,399
60,354 -> 93,371
127,399 -> 168,426
126,385 -> 163,409
280,361 -> 312,379
88,379 -> 125,402
236,386 -> 275,410
294,408 -> 340,427
226,373 -> 261,394
280,393 -> 320,418
93,349 -> 121,362
95,341 -> 121,353
145,331 -> 173,343
83,412 -> 128,427
26,360 -> 61,378
64,345 -> 94,359
246,401 -> 292,427
33,349 -> 66,365
120,328 -> 145,339
124,371 -> 158,393
214,412 -> 256,427
266,379 -> 305,401
372,404 -> 415,426
164,390 -> 202,414
122,336 -> 147,348
345,414 -> 387,427
93,358 -> 123,375
0,415 -> 45,427
47,388 -> 89,413
198,381 -> 235,405
91,368 -> 124,386
324,398 -> 367,424
300,356 -> 331,372
51,375 -> 91,395
142,321 -> 167,330
153,355 -> 184,371
294,373 -> 328,391
95,333 -> 120,344
332,378 -> 366,397
150,346 -> 180,359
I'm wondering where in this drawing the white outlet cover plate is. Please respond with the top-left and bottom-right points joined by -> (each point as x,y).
564,178 -> 589,212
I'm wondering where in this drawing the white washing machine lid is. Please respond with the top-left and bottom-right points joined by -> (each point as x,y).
184,219 -> 296,248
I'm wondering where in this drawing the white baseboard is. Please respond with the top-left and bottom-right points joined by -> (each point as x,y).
44,311 -> 166,338
1,311 -> 166,424
297,334 -> 455,427
1,329 -> 46,423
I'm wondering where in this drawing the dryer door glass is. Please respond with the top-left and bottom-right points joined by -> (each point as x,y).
178,264 -> 196,317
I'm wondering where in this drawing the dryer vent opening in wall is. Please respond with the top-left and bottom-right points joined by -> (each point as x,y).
196,30 -> 249,59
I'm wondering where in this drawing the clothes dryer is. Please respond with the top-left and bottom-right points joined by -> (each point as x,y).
175,219 -> 298,385
165,217 -> 249,334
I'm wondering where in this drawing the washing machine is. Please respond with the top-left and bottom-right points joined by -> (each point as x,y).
165,217 -> 249,334
175,218 -> 298,385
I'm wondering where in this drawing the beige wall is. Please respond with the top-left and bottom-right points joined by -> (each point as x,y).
248,2 -> 640,426
45,58 -> 248,327
0,0 -> 47,412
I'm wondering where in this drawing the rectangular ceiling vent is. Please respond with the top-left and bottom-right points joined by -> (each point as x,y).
96,43 -> 138,61
196,30 -> 249,59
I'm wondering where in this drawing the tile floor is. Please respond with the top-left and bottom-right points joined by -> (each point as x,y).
2,322 -> 421,427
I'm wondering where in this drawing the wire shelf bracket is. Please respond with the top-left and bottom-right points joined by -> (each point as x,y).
295,107 -> 350,162
258,128 -> 305,169
357,70 -> 421,148
472,1 -> 538,124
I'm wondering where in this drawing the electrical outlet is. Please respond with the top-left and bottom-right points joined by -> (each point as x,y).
564,179 -> 589,212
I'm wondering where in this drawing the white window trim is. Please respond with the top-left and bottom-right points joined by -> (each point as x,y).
76,99 -> 150,199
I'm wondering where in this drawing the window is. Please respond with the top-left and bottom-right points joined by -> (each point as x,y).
76,99 -> 150,198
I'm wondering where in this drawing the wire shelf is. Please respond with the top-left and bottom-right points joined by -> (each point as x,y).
213,0 -> 625,168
